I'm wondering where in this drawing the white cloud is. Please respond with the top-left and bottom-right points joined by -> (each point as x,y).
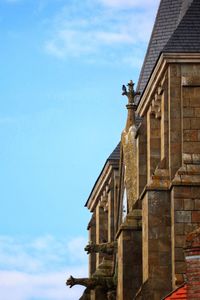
44,0 -> 160,65
67,236 -> 89,263
0,235 -> 88,300
0,270 -> 86,300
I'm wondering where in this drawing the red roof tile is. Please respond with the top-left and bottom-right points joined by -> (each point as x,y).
164,284 -> 187,300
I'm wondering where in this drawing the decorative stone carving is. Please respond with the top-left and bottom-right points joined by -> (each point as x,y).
85,241 -> 117,255
150,93 -> 161,119
122,80 -> 140,106
122,80 -> 140,130
66,275 -> 116,290
121,81 -> 140,211
157,84 -> 164,95
99,191 -> 108,212
121,124 -> 138,211
66,276 -> 95,288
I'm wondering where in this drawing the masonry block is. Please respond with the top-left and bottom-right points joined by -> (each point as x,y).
175,211 -> 191,223
192,211 -> 200,222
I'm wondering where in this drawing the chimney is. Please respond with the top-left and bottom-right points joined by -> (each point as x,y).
185,227 -> 200,300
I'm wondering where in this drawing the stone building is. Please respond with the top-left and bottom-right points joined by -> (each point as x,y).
66,0 -> 200,299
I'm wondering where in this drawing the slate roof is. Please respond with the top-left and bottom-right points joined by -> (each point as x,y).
85,143 -> 120,207
136,0 -> 197,101
163,0 -> 200,52
108,143 -> 120,161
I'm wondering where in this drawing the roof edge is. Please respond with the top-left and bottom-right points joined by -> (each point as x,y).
85,158 -> 119,211
137,52 -> 200,116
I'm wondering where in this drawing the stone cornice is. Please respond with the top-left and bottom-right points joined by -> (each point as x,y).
137,53 -> 200,117
85,160 -> 118,212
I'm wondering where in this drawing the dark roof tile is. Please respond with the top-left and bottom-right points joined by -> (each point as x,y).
108,143 -> 120,161
136,0 -> 194,102
164,0 -> 200,52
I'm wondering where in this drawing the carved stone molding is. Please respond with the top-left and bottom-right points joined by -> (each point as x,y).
100,191 -> 108,211
150,93 -> 161,119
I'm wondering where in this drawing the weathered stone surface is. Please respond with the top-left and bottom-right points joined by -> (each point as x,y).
192,211 -> 200,223
121,124 -> 138,210
175,211 -> 191,223
141,190 -> 171,299
195,199 -> 200,209
117,210 -> 142,300
184,198 -> 194,210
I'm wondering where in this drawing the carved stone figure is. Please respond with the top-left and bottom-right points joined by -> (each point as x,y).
66,275 -> 116,290
84,241 -> 117,255
66,276 -> 96,289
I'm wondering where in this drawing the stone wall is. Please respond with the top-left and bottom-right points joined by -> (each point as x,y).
171,186 -> 200,287
142,190 -> 172,300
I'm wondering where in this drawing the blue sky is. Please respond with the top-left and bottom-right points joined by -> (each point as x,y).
0,0 -> 159,299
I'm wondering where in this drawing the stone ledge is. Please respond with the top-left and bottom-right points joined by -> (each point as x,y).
115,211 -> 142,239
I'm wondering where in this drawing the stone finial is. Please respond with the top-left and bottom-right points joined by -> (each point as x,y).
122,80 -> 140,106
122,80 -> 140,130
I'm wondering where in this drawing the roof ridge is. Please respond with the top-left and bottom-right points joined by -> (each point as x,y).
178,0 -> 193,22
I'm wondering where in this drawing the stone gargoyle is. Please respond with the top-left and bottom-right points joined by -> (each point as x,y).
66,275 -> 115,290
84,241 -> 117,255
